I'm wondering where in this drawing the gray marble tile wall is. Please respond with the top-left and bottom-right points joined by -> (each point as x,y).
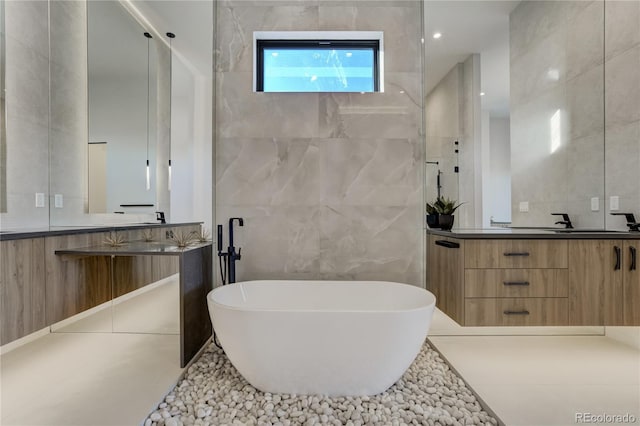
510,0 -> 606,229
215,1 -> 423,286
1,0 -> 50,228
604,0 -> 640,231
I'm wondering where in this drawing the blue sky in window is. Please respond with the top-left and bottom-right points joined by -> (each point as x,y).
263,48 -> 375,92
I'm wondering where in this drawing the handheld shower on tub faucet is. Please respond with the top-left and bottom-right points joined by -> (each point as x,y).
217,218 -> 244,285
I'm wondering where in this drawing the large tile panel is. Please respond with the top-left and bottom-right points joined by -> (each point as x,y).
216,138 -> 320,206
215,206 -> 322,281
605,45 -> 640,128
320,138 -> 421,206
318,4 -> 421,73
217,72 -> 320,138
604,0 -> 640,60
319,205 -> 421,286
566,0 -> 604,80
216,5 -> 319,72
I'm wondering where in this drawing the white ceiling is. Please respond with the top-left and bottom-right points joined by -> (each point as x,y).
132,0 -> 213,79
425,0 -> 520,117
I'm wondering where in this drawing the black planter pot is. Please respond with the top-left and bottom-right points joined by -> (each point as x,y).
426,214 -> 440,228
438,214 -> 455,231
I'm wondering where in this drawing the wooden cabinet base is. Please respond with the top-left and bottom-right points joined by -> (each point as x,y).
465,298 -> 569,326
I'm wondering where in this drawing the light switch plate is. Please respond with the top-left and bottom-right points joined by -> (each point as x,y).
591,197 -> 599,212
35,193 -> 45,208
610,196 -> 619,211
54,194 -> 63,208
519,201 -> 529,213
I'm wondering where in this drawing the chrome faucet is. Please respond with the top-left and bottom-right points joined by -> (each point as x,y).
551,213 -> 573,229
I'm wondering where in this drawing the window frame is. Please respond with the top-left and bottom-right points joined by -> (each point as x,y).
253,31 -> 384,93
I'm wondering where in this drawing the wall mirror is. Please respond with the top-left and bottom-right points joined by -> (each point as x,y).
5,0 -> 212,232
0,0 -> 6,214
87,0 -> 158,215
424,0 -> 607,231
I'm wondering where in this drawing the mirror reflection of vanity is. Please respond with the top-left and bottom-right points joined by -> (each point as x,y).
424,0 -> 639,232
0,0 -> 214,357
0,0 -> 211,230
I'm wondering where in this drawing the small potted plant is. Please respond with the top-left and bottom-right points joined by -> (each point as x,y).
426,202 -> 440,228
433,196 -> 463,231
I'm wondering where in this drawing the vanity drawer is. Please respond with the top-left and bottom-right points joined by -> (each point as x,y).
465,269 -> 568,298
464,240 -> 568,269
465,298 -> 568,326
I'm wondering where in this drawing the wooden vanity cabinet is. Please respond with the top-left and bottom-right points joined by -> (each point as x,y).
0,238 -> 47,345
623,240 -> 640,325
427,235 -> 464,324
45,232 -> 112,324
568,240 -> 640,326
427,234 -> 640,327
464,239 -> 568,326
428,235 -> 569,326
1,223 -> 204,345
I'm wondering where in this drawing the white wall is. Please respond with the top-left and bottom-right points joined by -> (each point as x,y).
480,110 -> 491,228
88,75 -> 156,214
169,46 -> 213,232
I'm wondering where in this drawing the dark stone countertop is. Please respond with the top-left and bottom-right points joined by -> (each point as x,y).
55,240 -> 212,257
0,222 -> 203,241
427,227 -> 640,240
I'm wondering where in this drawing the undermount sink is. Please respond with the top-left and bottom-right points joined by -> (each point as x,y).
552,229 -> 624,233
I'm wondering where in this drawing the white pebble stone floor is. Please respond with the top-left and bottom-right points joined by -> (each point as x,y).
144,341 -> 498,426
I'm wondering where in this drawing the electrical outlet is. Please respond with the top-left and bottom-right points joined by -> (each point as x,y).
35,193 -> 45,208
166,230 -> 174,239
54,194 -> 63,208
610,196 -> 620,211
591,197 -> 599,212
519,201 -> 529,213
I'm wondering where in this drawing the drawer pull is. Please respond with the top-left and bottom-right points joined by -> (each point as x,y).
435,240 -> 460,249
631,246 -> 637,271
503,310 -> 530,315
503,252 -> 530,257
503,281 -> 530,286
614,246 -> 621,270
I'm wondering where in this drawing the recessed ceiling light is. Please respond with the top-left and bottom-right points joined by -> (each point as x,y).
271,52 -> 278,57
432,32 -> 442,39
480,92 -> 485,96
345,52 -> 353,57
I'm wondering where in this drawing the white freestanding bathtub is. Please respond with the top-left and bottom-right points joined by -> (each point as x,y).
207,280 -> 436,396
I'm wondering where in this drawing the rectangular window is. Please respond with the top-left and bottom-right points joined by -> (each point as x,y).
254,32 -> 383,93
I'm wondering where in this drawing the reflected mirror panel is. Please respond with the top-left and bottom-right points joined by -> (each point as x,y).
1,0 -> 50,229
0,0 -> 5,213
424,0 -> 606,230
87,0 -> 157,215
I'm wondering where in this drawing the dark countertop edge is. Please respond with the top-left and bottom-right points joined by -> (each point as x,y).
55,241 -> 212,256
427,229 -> 640,240
0,222 -> 203,241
